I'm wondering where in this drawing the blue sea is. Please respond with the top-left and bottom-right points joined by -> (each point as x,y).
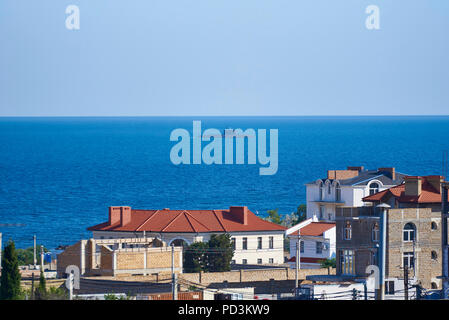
1,116 -> 449,249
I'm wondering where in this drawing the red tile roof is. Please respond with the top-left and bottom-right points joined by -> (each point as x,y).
289,222 -> 335,237
88,207 -> 287,233
363,176 -> 446,204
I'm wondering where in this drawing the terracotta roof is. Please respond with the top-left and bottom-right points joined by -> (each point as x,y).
363,176 -> 446,204
88,207 -> 287,233
288,257 -> 326,264
289,222 -> 335,237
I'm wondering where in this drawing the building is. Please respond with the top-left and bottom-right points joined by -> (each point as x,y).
87,206 -> 286,265
57,236 -> 182,277
305,166 -> 407,222
336,175 -> 446,296
286,218 -> 336,269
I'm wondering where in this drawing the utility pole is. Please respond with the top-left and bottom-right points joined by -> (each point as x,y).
404,266 -> 409,300
40,245 -> 44,271
33,235 -> 37,269
295,235 -> 301,296
441,182 -> 449,299
31,273 -> 35,300
376,203 -> 390,300
171,244 -> 177,300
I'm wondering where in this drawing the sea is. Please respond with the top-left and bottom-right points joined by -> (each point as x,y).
1,116 -> 449,249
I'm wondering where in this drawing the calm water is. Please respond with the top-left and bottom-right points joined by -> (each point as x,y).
1,116 -> 449,249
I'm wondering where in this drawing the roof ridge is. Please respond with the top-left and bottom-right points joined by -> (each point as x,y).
184,211 -> 211,232
212,210 -> 227,232
136,210 -> 160,231
181,211 -> 199,233
161,211 -> 185,232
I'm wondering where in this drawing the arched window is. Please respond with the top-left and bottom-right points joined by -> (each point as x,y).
336,183 -> 341,202
344,221 -> 352,240
328,182 -> 332,194
372,222 -> 380,242
319,182 -> 324,200
369,182 -> 380,195
431,282 -> 438,289
403,223 -> 416,242
431,222 -> 438,230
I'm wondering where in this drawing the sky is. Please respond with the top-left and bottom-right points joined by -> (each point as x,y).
0,0 -> 448,116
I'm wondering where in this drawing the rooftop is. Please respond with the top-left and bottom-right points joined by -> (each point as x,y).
88,206 -> 287,233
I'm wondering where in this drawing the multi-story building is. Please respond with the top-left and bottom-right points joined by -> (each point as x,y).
286,218 -> 336,269
336,175 -> 446,296
305,166 -> 407,222
88,206 -> 286,265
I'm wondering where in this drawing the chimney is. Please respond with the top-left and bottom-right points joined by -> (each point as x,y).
378,167 -> 396,181
404,177 -> 422,197
426,176 -> 444,194
108,206 -> 132,227
327,169 -> 359,180
229,206 -> 248,225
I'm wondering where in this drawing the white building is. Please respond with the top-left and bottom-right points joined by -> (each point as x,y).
305,167 -> 407,222
88,206 -> 286,266
286,218 -> 336,269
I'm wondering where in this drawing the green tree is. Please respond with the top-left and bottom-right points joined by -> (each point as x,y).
293,204 -> 307,225
183,241 -> 209,273
0,240 -> 22,300
16,245 -> 48,266
35,267 -> 47,300
320,258 -> 336,275
265,209 -> 283,225
207,234 -> 234,272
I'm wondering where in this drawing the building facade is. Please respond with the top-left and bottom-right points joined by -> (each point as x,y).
286,218 -> 336,269
88,206 -> 286,265
305,166 -> 406,222
336,175 -> 446,295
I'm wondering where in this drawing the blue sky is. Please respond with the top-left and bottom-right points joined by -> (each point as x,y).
0,0 -> 448,116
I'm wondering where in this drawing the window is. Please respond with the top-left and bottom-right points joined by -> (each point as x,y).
257,258 -> 262,264
385,281 -> 395,295
319,182 -> 324,200
243,237 -> 248,250
336,183 -> 341,201
269,258 -> 274,264
328,213 -> 333,220
403,252 -> 414,268
340,250 -> 355,275
431,222 -> 438,230
269,236 -> 274,249
431,282 -> 438,289
403,223 -> 416,242
320,205 -> 325,220
258,237 -> 262,249
300,240 -> 304,253
231,260 -> 236,265
431,251 -> 438,260
344,221 -> 352,240
242,259 -> 247,265
316,242 -> 323,254
372,222 -> 380,242
369,182 -> 380,195
328,183 -> 331,194
231,237 -> 236,250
